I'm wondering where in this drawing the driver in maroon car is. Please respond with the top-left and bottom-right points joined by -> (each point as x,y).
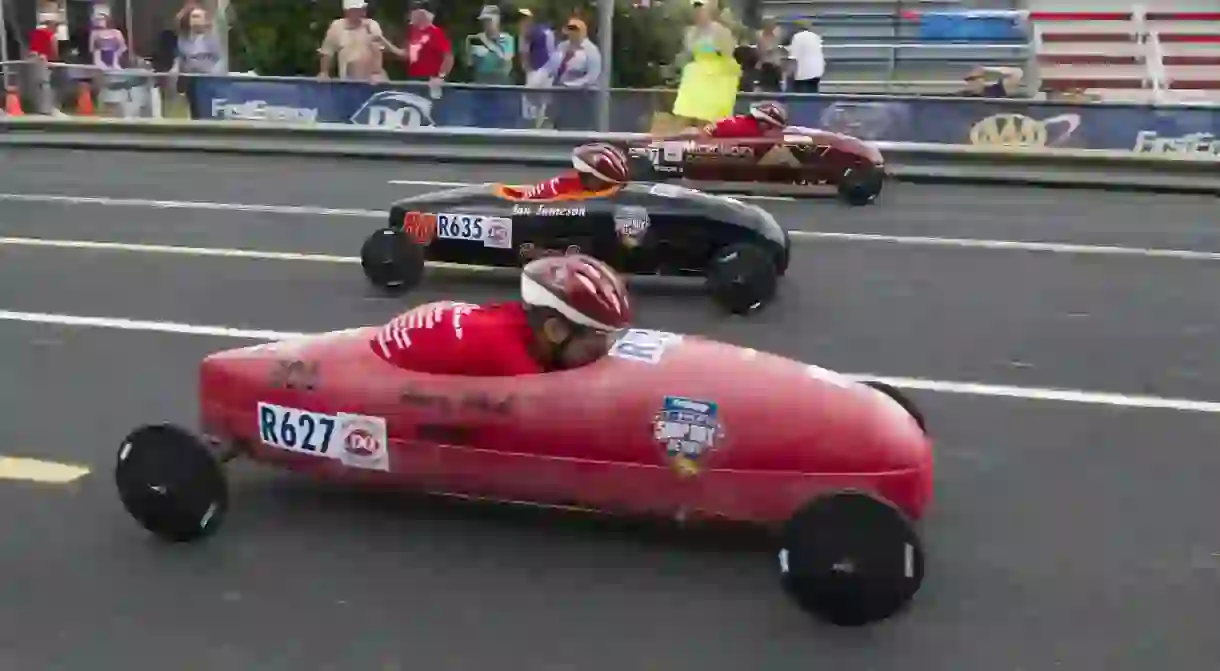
701,101 -> 788,138
503,143 -> 632,200
371,254 -> 632,376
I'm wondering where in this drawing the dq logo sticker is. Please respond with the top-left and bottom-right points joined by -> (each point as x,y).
402,211 -> 438,244
337,414 -> 389,472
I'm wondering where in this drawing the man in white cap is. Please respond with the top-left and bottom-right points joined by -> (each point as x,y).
318,0 -> 386,81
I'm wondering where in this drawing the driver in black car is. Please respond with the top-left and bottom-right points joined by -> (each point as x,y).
504,143 -> 632,200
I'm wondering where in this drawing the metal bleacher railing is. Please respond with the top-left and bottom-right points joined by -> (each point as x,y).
1029,6 -> 1220,104
763,0 -> 1028,93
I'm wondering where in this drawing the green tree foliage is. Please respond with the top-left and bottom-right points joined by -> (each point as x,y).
228,0 -> 745,87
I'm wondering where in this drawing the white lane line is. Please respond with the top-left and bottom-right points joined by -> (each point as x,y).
0,193 -> 383,218
808,232 -> 1220,261
2,192 -> 1218,261
388,180 -> 796,201
0,309 -> 311,339
388,179 -> 476,188
0,236 -> 494,272
1,308 -> 1218,414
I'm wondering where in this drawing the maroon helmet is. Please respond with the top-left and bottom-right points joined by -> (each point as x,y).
521,254 -> 631,331
572,143 -> 631,184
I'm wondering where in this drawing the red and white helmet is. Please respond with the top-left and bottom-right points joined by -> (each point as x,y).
750,101 -> 788,129
572,143 -> 631,184
521,254 -> 631,332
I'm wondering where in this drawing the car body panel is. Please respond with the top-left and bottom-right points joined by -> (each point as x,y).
386,182 -> 790,276
198,328 -> 933,523
625,125 -> 884,188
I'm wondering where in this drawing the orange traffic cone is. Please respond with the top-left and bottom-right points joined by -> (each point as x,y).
4,87 -> 23,116
75,83 -> 94,115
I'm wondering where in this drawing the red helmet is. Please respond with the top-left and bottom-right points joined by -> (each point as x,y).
750,101 -> 788,129
572,143 -> 631,184
521,254 -> 631,332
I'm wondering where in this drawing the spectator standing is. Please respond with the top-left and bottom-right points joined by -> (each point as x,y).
466,5 -> 515,127
318,0 -> 386,82
467,6 -> 514,85
90,8 -> 137,116
517,8 -> 555,127
517,8 -> 554,79
541,18 -> 601,131
680,0 -> 735,69
786,20 -> 823,93
961,65 -> 1023,98
387,2 -> 452,98
671,0 -> 737,126
27,9 -> 65,116
755,16 -> 784,92
174,6 -> 224,115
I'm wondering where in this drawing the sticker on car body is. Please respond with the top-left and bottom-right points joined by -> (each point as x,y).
608,329 -> 681,364
613,206 -> 650,247
431,213 -> 513,249
256,402 -> 390,471
654,396 -> 724,477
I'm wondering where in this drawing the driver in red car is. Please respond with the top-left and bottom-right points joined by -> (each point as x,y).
701,101 -> 788,138
504,143 -> 632,200
372,254 -> 631,376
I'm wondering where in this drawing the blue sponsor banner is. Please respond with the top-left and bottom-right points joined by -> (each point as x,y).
188,75 -> 1220,157
732,93 -> 1220,157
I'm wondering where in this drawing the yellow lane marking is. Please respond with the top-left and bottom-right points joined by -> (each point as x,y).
0,456 -> 91,484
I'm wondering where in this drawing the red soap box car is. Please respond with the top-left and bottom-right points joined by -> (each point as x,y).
114,326 -> 933,627
626,126 -> 886,205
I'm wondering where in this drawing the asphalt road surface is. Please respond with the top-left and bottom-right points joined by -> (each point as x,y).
0,148 -> 1217,670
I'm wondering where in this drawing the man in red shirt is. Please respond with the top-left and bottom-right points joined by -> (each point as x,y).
702,101 -> 788,138
397,2 -> 453,88
507,143 -> 631,200
27,11 -> 63,116
372,254 -> 632,376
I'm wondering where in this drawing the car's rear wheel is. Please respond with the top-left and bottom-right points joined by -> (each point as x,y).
778,491 -> 924,626
862,380 -> 927,433
115,424 -> 228,543
838,165 -> 885,206
705,242 -> 778,315
361,227 -> 425,292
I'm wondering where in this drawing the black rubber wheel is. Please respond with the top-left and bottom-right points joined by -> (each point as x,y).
115,424 -> 228,543
778,491 -> 924,626
838,165 -> 885,206
705,242 -> 778,315
360,227 -> 425,292
862,380 -> 927,433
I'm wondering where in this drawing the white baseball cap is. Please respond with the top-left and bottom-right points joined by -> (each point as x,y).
343,0 -> 367,10
478,5 -> 500,20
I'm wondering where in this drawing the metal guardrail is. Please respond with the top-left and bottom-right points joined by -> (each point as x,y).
0,117 -> 1215,194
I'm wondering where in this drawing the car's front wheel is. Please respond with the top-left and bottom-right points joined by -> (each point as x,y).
838,165 -> 885,206
778,491 -> 925,626
705,242 -> 779,315
360,227 -> 425,292
115,424 -> 228,543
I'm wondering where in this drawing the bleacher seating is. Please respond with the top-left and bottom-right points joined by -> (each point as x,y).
762,0 -> 1029,93
1030,9 -> 1220,102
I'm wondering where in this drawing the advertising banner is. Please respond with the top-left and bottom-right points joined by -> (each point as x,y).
188,75 -> 1220,158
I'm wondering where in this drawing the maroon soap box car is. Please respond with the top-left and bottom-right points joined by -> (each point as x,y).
626,126 -> 886,205
114,326 -> 933,627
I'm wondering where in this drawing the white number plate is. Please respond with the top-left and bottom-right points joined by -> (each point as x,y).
660,140 -> 685,162
256,402 -> 391,471
436,213 -> 513,249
